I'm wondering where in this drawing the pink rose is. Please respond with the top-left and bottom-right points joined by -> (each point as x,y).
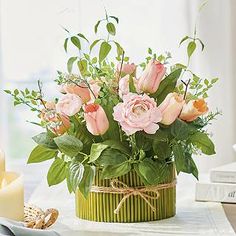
84,104 -> 109,136
117,63 -> 136,76
180,99 -> 208,122
56,94 -> 82,117
64,83 -> 91,103
113,93 -> 162,135
158,93 -> 185,125
138,60 -> 166,94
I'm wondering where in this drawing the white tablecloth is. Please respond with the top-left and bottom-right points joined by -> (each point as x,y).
29,174 -> 235,236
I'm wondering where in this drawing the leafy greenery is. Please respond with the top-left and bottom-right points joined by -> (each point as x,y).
47,158 -> 67,186
5,9 -> 220,199
89,143 -> 109,163
67,161 -> 84,193
54,134 -> 83,157
28,145 -> 57,163
32,132 -> 57,149
189,132 -> 215,155
78,165 -> 96,198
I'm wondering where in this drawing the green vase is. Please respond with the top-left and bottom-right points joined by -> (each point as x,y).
75,164 -> 176,222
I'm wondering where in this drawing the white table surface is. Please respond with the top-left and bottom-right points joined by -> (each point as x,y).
27,172 -> 235,236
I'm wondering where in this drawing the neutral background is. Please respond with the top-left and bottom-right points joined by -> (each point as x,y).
0,0 -> 235,173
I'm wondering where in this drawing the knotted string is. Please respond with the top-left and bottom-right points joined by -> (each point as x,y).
90,179 -> 176,214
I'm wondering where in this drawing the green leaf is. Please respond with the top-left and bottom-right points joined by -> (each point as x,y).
172,144 -> 185,174
187,41 -> 196,58
101,98 -> 120,141
99,42 -> 111,63
148,48 -> 152,54
106,22 -> 116,36
173,145 -> 198,179
74,122 -> 94,154
179,36 -> 189,46
211,78 -> 219,84
77,33 -> 89,42
90,39 -> 101,52
32,132 -> 57,149
102,140 -> 130,154
129,77 -> 137,93
4,90 -> 11,94
28,145 -> 57,164
91,57 -> 97,64
54,134 -> 83,157
109,16 -> 119,24
198,39 -> 205,51
66,168 -> 73,194
153,141 -> 171,159
47,158 -> 67,186
184,152 -> 198,179
170,119 -> 192,140
138,159 -> 169,185
94,20 -> 101,33
135,132 -> 152,151
133,164 -> 150,185
77,59 -> 87,76
64,38 -> 69,52
144,128 -> 169,142
189,132 -> 216,155
152,68 -> 182,103
68,161 -> 84,192
89,143 -> 109,163
101,162 -> 131,179
71,36 -> 81,50
96,148 -> 128,166
67,57 -> 77,73
174,63 -> 187,69
14,89 -> 19,95
114,42 -> 124,57
79,165 -> 96,198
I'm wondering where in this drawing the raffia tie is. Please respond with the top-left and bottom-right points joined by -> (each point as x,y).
90,179 -> 177,214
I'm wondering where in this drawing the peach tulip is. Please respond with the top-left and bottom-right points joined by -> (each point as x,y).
138,60 -> 166,94
64,83 -> 91,103
158,93 -> 185,125
117,63 -> 136,76
41,109 -> 70,136
52,115 -> 71,135
45,101 -> 56,110
180,99 -> 209,122
84,104 -> 109,136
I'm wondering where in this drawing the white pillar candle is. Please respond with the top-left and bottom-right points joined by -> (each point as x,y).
0,149 -> 5,172
0,172 -> 24,221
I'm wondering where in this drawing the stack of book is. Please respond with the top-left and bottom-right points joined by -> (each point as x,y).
195,162 -> 236,203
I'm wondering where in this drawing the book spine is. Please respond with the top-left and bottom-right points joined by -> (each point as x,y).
210,171 -> 236,183
195,182 -> 236,203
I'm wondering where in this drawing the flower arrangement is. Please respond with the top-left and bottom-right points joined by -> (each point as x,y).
6,11 -> 219,222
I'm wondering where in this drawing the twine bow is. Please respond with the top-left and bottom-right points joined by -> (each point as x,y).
91,179 -> 176,214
